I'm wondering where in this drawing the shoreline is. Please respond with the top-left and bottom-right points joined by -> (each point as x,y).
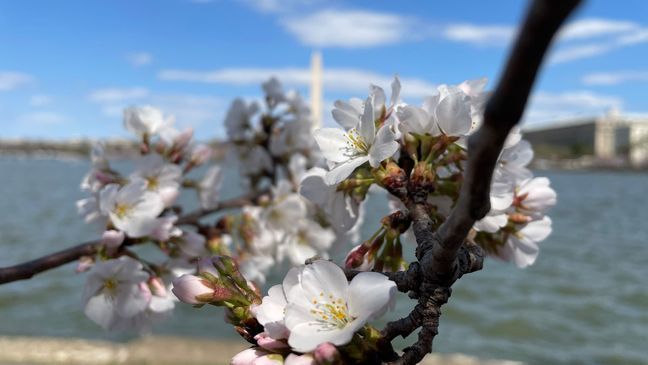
0,336 -> 523,365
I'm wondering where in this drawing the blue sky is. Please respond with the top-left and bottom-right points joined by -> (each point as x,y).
1,0 -> 648,140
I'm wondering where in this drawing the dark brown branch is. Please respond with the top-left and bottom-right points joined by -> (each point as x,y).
0,192 -> 262,285
0,240 -> 102,284
437,0 -> 582,265
382,1 -> 581,364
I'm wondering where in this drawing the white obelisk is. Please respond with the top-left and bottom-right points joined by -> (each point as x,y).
310,51 -> 323,129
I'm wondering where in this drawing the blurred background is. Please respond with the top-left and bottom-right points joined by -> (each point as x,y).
1,1 -> 648,364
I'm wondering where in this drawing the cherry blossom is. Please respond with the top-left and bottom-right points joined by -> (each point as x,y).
263,260 -> 397,352
82,256 -> 150,330
98,180 -> 164,238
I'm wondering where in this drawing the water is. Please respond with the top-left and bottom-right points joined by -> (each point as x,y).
0,157 -> 647,365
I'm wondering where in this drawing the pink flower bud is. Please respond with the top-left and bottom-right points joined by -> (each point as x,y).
254,332 -> 289,352
148,276 -> 167,297
138,281 -> 153,302
313,343 -> 341,365
285,354 -> 315,365
101,230 -> 125,254
344,244 -> 368,269
230,347 -> 268,365
171,274 -> 215,304
76,256 -> 94,273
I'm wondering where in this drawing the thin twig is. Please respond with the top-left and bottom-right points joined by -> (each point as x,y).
0,192 -> 261,285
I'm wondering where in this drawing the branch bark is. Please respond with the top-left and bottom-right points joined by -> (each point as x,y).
380,1 -> 582,364
0,192 -> 262,285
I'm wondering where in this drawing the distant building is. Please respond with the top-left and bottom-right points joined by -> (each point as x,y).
523,109 -> 648,168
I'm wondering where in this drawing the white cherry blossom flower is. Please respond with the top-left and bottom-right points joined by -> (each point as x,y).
315,97 -> 399,185
77,196 -> 106,225
278,220 -> 335,266
99,180 -> 164,238
263,77 -> 287,104
260,184 -> 308,232
495,139 -> 534,183
331,98 -> 364,130
83,256 -> 150,330
282,260 -> 396,352
474,180 -> 514,233
299,167 -> 360,232
131,153 -> 182,207
239,254 -> 274,286
514,177 -> 557,218
124,105 -> 169,137
254,284 -> 290,340
150,215 -> 182,241
499,216 -> 552,268
225,98 -> 259,141
177,230 -> 207,258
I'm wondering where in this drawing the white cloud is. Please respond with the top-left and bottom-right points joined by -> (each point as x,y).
0,72 -> 34,91
159,67 -> 436,97
241,0 -> 322,13
280,10 -> 416,47
549,43 -> 613,64
17,112 -> 69,125
558,18 -> 640,40
30,95 -> 52,107
582,70 -> 648,85
126,52 -> 153,67
524,90 -> 623,124
443,24 -> 514,46
88,87 -> 150,102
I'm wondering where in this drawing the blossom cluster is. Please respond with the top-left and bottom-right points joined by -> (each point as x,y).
75,79 -> 351,332
72,75 -> 557,364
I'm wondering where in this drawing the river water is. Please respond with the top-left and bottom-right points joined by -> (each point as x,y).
0,157 -> 646,365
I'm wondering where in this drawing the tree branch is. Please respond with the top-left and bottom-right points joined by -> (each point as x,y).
0,192 -> 262,285
381,1 -> 581,364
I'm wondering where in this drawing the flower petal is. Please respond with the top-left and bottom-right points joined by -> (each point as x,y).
347,272 -> 396,320
313,128 -> 350,164
324,156 -> 369,185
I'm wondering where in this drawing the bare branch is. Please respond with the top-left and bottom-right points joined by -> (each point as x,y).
0,192 -> 262,285
437,0 -> 583,265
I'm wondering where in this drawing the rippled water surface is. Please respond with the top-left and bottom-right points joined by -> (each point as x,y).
1,158 -> 647,365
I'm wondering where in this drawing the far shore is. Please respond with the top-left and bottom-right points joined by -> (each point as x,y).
0,139 -> 228,161
0,335 -> 523,365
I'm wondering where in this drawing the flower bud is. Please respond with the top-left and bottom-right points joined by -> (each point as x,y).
231,347 -> 268,365
344,244 -> 368,269
101,230 -> 125,254
285,353 -> 315,365
171,274 -> 233,305
409,161 -> 436,195
373,161 -> 407,197
76,256 -> 95,273
148,276 -> 167,297
509,212 -> 531,224
254,332 -> 290,352
313,343 -> 341,365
